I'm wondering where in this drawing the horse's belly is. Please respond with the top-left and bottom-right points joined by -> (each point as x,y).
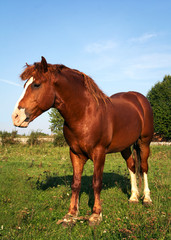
106,120 -> 142,153
107,137 -> 137,153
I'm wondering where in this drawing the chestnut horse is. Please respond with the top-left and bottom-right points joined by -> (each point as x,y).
12,57 -> 153,225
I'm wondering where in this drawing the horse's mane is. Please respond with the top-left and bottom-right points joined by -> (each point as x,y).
20,62 -> 110,105
71,69 -> 110,105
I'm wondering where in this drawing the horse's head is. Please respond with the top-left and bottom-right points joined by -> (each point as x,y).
12,57 -> 55,127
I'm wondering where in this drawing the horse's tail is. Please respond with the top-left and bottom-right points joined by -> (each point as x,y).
133,141 -> 142,190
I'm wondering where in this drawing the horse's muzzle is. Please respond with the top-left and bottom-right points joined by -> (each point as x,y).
12,108 -> 30,128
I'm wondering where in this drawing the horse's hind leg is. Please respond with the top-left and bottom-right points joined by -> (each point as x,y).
139,141 -> 152,204
121,147 -> 139,203
143,172 -> 152,204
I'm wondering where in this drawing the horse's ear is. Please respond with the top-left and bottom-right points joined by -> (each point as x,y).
41,56 -> 48,73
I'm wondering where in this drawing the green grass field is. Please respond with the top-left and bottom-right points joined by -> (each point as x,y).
0,143 -> 170,239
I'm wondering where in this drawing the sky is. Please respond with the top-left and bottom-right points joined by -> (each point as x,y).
0,0 -> 171,135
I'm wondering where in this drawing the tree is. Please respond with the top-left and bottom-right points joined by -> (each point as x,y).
48,108 -> 64,135
48,108 -> 67,146
147,75 -> 171,140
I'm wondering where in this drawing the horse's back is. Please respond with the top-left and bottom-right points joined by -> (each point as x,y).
110,91 -> 147,103
110,91 -> 153,119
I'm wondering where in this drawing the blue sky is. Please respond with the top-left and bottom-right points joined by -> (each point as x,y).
0,0 -> 171,135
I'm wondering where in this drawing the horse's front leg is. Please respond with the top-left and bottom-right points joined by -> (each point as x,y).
62,149 -> 86,224
89,148 -> 105,226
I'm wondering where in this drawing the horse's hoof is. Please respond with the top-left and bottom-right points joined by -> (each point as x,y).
129,192 -> 139,204
128,197 -> 139,204
129,199 -> 139,204
143,200 -> 152,206
89,213 -> 102,226
143,195 -> 152,206
57,213 -> 78,227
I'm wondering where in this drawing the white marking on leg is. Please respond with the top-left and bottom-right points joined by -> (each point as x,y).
129,169 -> 139,202
76,199 -> 79,216
143,172 -> 152,203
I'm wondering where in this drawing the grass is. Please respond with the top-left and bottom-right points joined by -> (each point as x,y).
0,143 -> 170,239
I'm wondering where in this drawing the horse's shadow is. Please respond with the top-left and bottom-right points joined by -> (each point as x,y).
36,172 -> 131,210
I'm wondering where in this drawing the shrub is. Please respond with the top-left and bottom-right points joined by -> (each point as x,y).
0,131 -> 18,146
27,131 -> 40,146
53,133 -> 67,147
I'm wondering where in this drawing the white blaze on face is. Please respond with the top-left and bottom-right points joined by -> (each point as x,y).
14,77 -> 34,111
12,77 -> 34,127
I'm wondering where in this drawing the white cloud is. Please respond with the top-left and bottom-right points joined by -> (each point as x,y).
123,53 -> 171,80
85,40 -> 117,54
0,79 -> 22,87
130,33 -> 157,43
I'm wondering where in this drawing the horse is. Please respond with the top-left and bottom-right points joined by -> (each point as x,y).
12,57 -> 154,226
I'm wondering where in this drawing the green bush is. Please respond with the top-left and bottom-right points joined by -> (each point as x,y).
0,131 -> 18,146
27,131 -> 40,146
53,133 -> 67,147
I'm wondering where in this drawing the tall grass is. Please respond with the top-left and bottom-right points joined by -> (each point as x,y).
0,143 -> 170,239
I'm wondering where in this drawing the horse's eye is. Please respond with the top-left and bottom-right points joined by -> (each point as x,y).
33,83 -> 41,89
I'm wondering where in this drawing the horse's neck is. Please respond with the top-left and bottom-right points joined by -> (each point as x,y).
54,77 -> 92,125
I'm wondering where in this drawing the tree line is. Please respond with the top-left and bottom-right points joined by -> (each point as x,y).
0,130 -> 66,147
147,75 -> 170,140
